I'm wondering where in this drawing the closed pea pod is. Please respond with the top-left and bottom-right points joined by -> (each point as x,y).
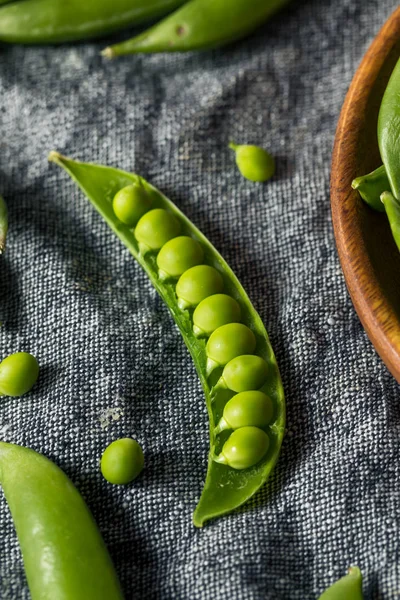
215,426 -> 270,470
215,391 -> 273,433
112,182 -> 152,226
49,152 -> 285,527
103,0 -> 291,56
318,566 -> 363,600
0,0 -> 187,44
0,442 -> 123,599
0,352 -> 39,397
192,293 -> 241,337
206,323 -> 256,374
215,354 -> 269,392
176,264 -> 223,309
157,235 -> 204,280
135,207 -> 181,253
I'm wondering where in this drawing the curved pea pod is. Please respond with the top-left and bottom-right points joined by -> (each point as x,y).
381,191 -> 400,253
0,195 -> 8,254
103,0 -> 291,57
0,0 -> 187,44
0,442 -> 123,599
49,151 -> 285,527
378,56 -> 400,200
351,164 -> 388,212
318,566 -> 363,599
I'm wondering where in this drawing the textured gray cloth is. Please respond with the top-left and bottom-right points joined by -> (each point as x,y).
0,0 -> 399,598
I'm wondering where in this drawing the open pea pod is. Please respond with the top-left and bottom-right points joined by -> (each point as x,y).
0,0 -> 186,44
49,152 -> 285,527
0,442 -> 123,599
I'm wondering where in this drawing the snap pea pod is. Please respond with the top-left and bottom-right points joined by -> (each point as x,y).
49,151 -> 285,527
378,56 -> 400,201
0,195 -> 8,254
0,0 -> 186,44
381,191 -> 400,252
103,0 -> 291,57
351,164 -> 388,212
0,442 -> 123,599
318,566 -> 363,599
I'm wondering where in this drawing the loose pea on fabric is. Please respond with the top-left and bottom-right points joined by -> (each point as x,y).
101,438 -> 144,484
229,142 -> 275,182
0,352 -> 39,397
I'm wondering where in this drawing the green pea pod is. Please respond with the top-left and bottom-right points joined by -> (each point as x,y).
381,191 -> 400,253
351,164 -> 388,212
0,195 -> 8,254
0,442 -> 123,599
103,0 -> 291,57
49,151 -> 285,527
318,566 -> 363,599
0,0 -> 187,44
378,56 -> 400,200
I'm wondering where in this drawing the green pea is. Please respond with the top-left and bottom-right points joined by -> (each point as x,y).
215,426 -> 269,470
215,391 -> 273,433
192,294 -> 241,337
318,566 -> 363,600
206,323 -> 256,375
100,438 -> 144,485
156,236 -> 204,280
229,142 -> 275,182
112,182 -> 152,227
176,265 -> 223,310
216,354 -> 268,392
135,208 -> 181,254
0,352 -> 39,397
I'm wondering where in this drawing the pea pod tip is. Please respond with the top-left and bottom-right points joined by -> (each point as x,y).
101,47 -> 115,60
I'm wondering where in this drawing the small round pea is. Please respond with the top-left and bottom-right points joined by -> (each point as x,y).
215,391 -> 273,433
135,208 -> 181,253
217,355 -> 269,392
176,265 -> 223,310
229,142 -> 275,182
100,438 -> 144,485
206,323 -> 256,374
112,182 -> 152,226
0,352 -> 39,397
192,294 -> 241,337
215,426 -> 269,470
156,236 -> 204,280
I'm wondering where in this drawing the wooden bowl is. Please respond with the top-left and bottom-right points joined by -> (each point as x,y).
331,6 -> 400,383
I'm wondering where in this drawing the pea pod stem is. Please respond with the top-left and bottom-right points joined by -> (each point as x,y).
0,0 -> 187,44
49,151 -> 285,527
102,0 -> 291,57
351,164 -> 388,212
0,442 -> 123,599
0,195 -> 8,255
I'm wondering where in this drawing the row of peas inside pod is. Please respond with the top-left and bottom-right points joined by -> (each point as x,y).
112,181 -> 276,471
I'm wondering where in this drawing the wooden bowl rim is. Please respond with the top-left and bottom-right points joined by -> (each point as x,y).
331,6 -> 400,383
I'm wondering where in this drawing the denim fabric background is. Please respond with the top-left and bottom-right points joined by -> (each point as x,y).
0,0 -> 399,598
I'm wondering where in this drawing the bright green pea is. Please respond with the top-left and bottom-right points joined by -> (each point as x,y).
192,294 -> 241,337
215,426 -> 269,470
176,265 -> 223,310
318,566 -> 363,600
100,438 -> 144,485
112,182 -> 152,226
229,142 -> 275,182
156,236 -> 204,280
0,352 -> 39,397
215,391 -> 273,433
135,208 -> 181,253
206,323 -> 256,375
216,354 -> 268,392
